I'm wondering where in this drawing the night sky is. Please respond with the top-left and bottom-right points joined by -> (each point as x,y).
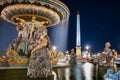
0,0 -> 120,53
61,0 -> 120,52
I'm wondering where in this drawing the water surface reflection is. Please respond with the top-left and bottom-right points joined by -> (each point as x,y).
0,63 -> 118,80
82,62 -> 94,80
73,62 -> 82,80
54,62 -> 94,80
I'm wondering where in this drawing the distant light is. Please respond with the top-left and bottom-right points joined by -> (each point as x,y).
66,50 -> 69,54
85,51 -> 88,53
112,49 -> 115,52
85,45 -> 90,50
88,54 -> 90,57
52,46 -> 56,50
2,56 -> 5,58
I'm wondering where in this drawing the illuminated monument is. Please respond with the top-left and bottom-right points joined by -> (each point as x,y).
76,11 -> 82,61
0,0 -> 69,78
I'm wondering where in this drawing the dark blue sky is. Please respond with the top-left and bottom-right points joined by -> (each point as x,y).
0,0 -> 120,53
61,0 -> 120,52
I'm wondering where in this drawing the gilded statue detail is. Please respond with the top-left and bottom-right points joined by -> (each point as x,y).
6,17 -> 52,78
27,26 -> 52,78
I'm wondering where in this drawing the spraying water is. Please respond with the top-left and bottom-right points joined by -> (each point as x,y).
52,71 -> 57,80
82,62 -> 94,80
51,19 -> 69,52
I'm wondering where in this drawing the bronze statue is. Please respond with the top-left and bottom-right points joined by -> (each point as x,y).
16,23 -> 29,56
69,49 -> 76,63
27,26 -> 52,78
98,42 -> 114,66
6,18 -> 30,66
6,50 -> 28,66
6,17 -> 52,77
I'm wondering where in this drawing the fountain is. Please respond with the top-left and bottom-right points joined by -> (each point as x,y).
104,69 -> 120,80
0,0 -> 69,79
98,42 -> 114,67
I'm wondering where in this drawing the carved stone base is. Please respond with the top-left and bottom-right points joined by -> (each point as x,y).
76,55 -> 83,62
27,48 -> 52,78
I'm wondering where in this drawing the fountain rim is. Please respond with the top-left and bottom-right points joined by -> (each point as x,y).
0,0 -> 70,27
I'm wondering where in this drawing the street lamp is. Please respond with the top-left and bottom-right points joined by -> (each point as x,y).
112,49 -> 115,52
85,45 -> 90,61
52,46 -> 56,50
66,50 -> 69,54
86,45 -> 90,50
